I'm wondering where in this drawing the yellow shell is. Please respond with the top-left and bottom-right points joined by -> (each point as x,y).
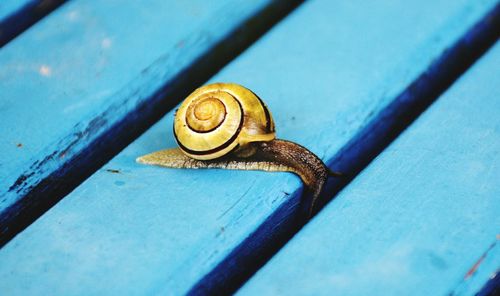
174,83 -> 275,160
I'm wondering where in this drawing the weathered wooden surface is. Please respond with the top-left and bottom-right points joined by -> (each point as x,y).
0,0 -> 299,244
0,0 -> 498,294
0,0 -> 66,46
238,42 -> 500,296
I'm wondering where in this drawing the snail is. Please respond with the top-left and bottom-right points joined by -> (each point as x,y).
136,83 -> 340,216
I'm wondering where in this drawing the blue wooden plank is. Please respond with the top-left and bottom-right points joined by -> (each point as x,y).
0,0 -> 66,47
0,0 -> 498,295
0,0 -> 301,244
238,43 -> 500,296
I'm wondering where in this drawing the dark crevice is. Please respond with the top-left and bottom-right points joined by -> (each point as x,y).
0,0 -> 68,48
0,0 -> 305,247
476,269 -> 500,296
189,3 -> 500,295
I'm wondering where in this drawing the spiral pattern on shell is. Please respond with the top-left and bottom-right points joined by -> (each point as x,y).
174,83 -> 276,160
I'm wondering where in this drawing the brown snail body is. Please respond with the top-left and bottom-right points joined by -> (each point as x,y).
137,83 -> 339,216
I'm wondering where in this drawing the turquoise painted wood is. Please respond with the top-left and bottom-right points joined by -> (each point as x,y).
238,42 -> 500,296
0,0 -> 66,46
0,0 -> 497,294
0,0 -> 296,243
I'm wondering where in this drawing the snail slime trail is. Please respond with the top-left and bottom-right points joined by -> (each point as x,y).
137,83 -> 338,216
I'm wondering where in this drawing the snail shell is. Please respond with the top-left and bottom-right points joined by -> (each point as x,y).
173,83 -> 275,160
137,83 -> 339,216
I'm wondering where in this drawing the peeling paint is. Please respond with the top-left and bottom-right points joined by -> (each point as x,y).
465,240 -> 497,280
39,65 -> 51,76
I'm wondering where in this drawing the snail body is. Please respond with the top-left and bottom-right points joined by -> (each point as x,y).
137,83 -> 338,216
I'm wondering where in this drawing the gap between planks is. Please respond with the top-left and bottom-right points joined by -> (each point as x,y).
0,0 -> 68,47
